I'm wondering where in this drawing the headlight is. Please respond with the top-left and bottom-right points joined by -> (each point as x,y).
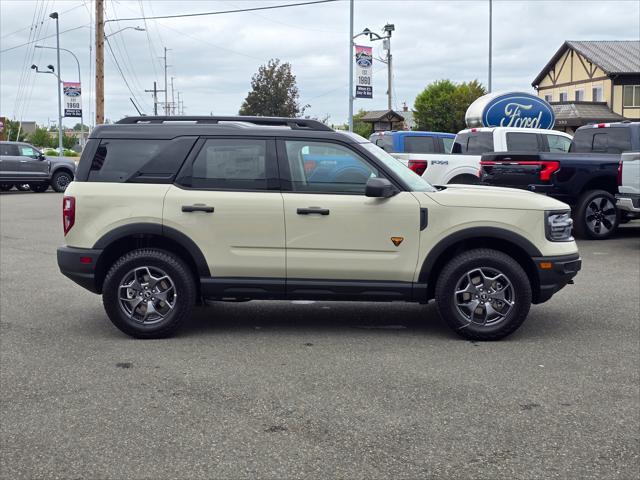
545,211 -> 573,241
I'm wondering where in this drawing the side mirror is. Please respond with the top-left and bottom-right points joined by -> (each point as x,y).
365,177 -> 396,198
38,153 -> 46,160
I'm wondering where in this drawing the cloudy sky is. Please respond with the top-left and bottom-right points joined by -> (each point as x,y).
1,0 -> 639,128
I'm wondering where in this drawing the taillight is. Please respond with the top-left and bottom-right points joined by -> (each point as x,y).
63,196 -> 75,235
537,161 -> 560,181
617,160 -> 623,186
408,159 -> 428,176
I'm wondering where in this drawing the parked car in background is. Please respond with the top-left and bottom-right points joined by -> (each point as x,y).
616,151 -> 640,219
58,115 -> 580,341
369,131 -> 455,175
480,122 -> 640,239
0,141 -> 76,192
388,127 -> 572,186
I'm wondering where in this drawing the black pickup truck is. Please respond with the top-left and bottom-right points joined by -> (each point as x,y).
480,122 -> 640,239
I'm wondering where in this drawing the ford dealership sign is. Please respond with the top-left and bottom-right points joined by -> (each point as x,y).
465,91 -> 555,129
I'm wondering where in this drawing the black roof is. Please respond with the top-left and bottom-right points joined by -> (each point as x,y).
91,116 -> 352,141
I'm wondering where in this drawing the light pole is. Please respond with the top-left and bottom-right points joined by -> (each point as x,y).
104,25 -> 145,39
488,0 -> 493,92
35,45 -> 84,147
31,62 -> 62,155
47,12 -> 63,157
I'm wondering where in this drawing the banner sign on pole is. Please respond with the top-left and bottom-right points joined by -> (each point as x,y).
63,82 -> 82,117
354,45 -> 372,99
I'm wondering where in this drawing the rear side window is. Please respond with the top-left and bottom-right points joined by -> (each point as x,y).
404,136 -> 436,154
506,132 -> 539,151
178,138 -> 277,190
452,132 -> 494,154
0,144 -> 18,156
88,138 -> 195,182
571,128 -> 633,154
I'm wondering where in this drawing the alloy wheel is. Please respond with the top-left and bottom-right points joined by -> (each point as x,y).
118,266 -> 177,324
585,196 -> 616,236
454,267 -> 515,327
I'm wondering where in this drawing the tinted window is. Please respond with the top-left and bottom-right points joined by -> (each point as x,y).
453,132 -> 494,154
0,143 -> 18,156
283,140 -> 379,194
403,136 -> 436,154
89,138 -> 195,183
506,132 -> 539,151
183,138 -> 273,190
571,128 -> 632,154
442,137 -> 454,153
546,135 -> 571,153
374,135 -> 393,153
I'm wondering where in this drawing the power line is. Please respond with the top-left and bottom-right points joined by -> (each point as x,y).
0,24 -> 90,53
104,0 -> 338,23
0,3 -> 86,40
104,37 -> 145,114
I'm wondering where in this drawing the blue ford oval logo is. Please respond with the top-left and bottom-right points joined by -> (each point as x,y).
482,93 -> 555,129
355,51 -> 372,68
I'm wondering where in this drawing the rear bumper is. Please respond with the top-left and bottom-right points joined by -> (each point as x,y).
57,246 -> 103,294
616,193 -> 640,213
532,253 -> 581,304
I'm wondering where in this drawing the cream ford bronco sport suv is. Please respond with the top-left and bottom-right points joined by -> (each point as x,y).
57,116 -> 581,340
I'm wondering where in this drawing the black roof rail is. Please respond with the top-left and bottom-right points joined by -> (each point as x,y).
115,115 -> 333,131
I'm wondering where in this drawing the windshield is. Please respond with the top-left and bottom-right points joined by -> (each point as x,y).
359,142 -> 436,192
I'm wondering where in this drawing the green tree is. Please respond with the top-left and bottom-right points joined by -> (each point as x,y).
413,79 -> 486,133
2,119 -> 28,142
239,58 -> 307,117
72,123 -> 90,131
62,133 -> 77,149
353,109 -> 373,138
28,126 -> 53,148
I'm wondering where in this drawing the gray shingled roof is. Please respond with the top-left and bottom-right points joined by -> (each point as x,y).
532,40 -> 640,86
360,110 -> 404,122
552,101 -> 626,127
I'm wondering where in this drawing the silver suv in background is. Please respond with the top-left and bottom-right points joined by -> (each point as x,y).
0,141 -> 76,193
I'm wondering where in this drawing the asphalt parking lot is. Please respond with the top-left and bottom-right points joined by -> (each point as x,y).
1,191 -> 638,479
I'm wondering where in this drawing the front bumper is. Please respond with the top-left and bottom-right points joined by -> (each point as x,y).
616,194 -> 640,213
57,246 -> 103,294
532,253 -> 581,304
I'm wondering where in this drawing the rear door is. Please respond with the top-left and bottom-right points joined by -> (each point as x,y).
163,136 -> 286,291
0,143 -> 21,179
278,138 -> 421,286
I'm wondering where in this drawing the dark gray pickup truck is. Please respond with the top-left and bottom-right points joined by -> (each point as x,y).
0,141 -> 76,192
480,122 -> 640,240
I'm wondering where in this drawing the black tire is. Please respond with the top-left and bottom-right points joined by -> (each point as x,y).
573,189 -> 620,240
51,170 -> 73,192
448,174 -> 479,185
102,248 -> 196,339
0,184 -> 13,191
30,183 -> 49,193
15,184 -> 30,191
435,248 -> 532,341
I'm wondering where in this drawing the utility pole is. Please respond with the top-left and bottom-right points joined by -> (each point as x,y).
383,25 -> 394,110
348,0 -> 354,131
488,0 -> 492,92
163,47 -> 170,115
170,76 -> 175,115
177,91 -> 181,115
145,81 -> 165,116
95,0 -> 104,124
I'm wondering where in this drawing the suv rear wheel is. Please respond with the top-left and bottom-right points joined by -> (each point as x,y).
435,249 -> 532,340
102,249 -> 196,338
573,189 -> 619,240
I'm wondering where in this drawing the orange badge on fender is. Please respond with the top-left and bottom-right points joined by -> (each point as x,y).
391,236 -> 404,246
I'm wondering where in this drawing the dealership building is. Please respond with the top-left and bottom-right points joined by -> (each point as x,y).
532,40 -> 640,132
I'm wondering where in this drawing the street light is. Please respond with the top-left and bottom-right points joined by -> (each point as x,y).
49,11 -> 63,157
31,62 -> 63,155
105,26 -> 145,39
35,45 -> 84,147
348,24 -> 395,131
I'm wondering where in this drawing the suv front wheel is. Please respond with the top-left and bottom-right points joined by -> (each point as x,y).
102,249 -> 196,338
435,249 -> 532,340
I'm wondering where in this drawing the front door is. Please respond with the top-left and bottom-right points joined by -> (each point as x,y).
17,144 -> 49,181
278,138 -> 421,286
163,137 -> 285,297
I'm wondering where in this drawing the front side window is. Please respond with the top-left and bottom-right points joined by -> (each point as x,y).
283,140 -> 379,194
506,132 -> 539,151
183,138 -> 273,190
442,137 -> 454,153
374,135 -> 393,153
19,145 -> 39,158
546,135 -> 571,153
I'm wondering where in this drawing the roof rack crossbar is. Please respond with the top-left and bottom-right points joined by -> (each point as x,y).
115,116 -> 333,131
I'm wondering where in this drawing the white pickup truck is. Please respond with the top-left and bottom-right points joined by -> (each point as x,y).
616,151 -> 640,218
391,127 -> 573,185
